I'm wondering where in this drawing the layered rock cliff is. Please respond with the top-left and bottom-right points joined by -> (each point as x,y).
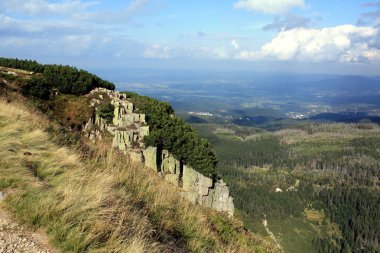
84,88 -> 234,216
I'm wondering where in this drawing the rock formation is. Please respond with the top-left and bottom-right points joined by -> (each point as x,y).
85,88 -> 234,216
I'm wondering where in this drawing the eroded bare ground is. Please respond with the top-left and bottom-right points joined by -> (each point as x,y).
0,198 -> 57,253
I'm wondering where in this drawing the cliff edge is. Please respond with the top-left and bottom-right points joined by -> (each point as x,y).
84,88 -> 234,216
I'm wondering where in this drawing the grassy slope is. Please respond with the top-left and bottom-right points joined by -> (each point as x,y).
0,93 -> 275,252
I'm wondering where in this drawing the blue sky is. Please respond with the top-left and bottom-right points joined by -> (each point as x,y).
1,0 -> 380,74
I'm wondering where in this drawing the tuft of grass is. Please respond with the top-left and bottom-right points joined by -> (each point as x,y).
0,98 -> 276,253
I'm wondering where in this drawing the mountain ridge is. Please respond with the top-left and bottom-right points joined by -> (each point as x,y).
0,58 -> 277,253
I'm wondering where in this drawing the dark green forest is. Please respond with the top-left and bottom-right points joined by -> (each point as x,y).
0,57 -> 45,72
192,123 -> 380,253
0,57 -> 114,96
317,186 -> 380,253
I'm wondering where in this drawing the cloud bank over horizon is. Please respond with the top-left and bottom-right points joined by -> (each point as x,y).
236,25 -> 380,62
0,0 -> 379,74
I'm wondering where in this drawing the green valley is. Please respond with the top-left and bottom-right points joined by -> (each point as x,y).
112,67 -> 380,253
1,57 -> 379,253
3,1 -> 380,252
191,122 -> 380,253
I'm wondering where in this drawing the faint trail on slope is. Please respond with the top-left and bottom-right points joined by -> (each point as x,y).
0,193 -> 57,253
263,216 -> 284,253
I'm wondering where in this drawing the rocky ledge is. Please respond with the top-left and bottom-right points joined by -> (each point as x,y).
84,88 -> 234,216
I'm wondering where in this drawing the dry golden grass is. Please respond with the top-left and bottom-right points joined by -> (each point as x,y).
304,209 -> 325,222
0,97 -> 276,253
0,66 -> 37,76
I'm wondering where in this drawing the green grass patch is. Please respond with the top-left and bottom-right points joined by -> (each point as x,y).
268,217 -> 318,253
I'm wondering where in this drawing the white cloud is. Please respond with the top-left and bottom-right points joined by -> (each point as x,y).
63,35 -> 93,55
2,0 -> 95,16
191,46 -> 230,59
231,39 -> 240,50
142,44 -> 232,60
73,0 -> 161,25
236,25 -> 380,63
0,14 -> 91,35
2,0 -> 154,23
0,12 -> 146,59
126,0 -> 149,14
234,0 -> 305,14
143,44 -> 172,59
0,0 -> 156,59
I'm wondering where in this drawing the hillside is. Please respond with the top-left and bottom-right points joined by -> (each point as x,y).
0,60 -> 276,252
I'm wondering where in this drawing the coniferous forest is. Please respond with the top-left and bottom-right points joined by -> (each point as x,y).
192,123 -> 380,253
0,57 -> 115,96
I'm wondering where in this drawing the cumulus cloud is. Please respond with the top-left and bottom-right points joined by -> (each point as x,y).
2,0 -> 95,16
236,25 -> 380,63
234,0 -> 305,14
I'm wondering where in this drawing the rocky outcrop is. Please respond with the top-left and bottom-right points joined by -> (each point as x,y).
182,165 -> 234,213
85,88 -> 234,216
160,150 -> 182,186
143,146 -> 157,172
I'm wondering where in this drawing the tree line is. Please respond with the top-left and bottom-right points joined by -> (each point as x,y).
0,57 -> 45,72
0,57 -> 115,97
